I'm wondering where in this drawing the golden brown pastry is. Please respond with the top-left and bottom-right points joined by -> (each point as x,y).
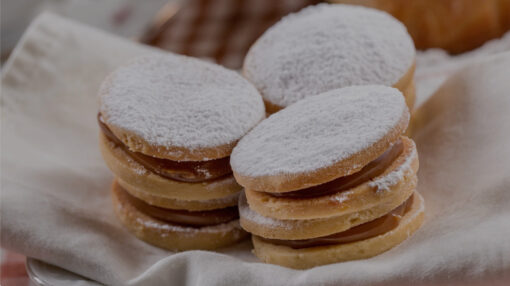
243,4 -> 416,113
330,0 -> 510,53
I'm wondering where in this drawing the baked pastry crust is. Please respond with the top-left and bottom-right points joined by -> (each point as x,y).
243,4 -> 416,113
99,55 -> 265,161
117,178 -> 239,211
244,136 -> 418,219
263,63 -> 416,114
100,133 -> 242,201
233,116 -> 410,194
251,191 -> 425,269
404,80 -> 416,113
107,121 -> 236,161
239,186 -> 413,239
331,0 -> 510,54
111,180 -> 248,251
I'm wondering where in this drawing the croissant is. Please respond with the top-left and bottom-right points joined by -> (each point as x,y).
330,0 -> 510,53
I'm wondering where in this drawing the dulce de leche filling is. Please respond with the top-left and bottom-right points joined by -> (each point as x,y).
269,140 -> 404,199
259,195 -> 414,249
98,113 -> 232,182
119,184 -> 239,227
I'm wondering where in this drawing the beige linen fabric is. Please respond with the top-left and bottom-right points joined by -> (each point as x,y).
1,13 -> 509,286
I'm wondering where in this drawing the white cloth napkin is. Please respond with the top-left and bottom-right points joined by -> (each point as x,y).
2,13 -> 510,286
414,31 -> 510,107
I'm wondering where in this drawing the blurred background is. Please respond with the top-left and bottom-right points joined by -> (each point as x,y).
2,0 -> 510,68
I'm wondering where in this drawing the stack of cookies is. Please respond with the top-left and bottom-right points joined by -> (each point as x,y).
98,54 -> 265,250
231,86 -> 424,268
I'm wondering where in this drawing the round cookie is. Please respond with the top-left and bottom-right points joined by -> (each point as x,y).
99,54 -> 265,161
111,181 -> 248,250
100,133 -> 242,202
251,192 -> 425,269
231,85 -> 410,194
239,181 -> 413,239
243,136 -> 418,220
118,178 -> 239,211
243,4 -> 416,112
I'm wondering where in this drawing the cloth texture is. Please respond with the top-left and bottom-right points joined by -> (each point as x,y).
1,13 -> 510,286
143,0 -> 320,69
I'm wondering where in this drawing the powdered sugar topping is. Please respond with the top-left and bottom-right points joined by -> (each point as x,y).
238,192 -> 292,229
136,217 -> 242,236
239,192 -> 332,230
369,141 -> 417,192
244,4 -> 415,107
99,53 -> 265,149
231,85 -> 408,176
331,190 -> 354,204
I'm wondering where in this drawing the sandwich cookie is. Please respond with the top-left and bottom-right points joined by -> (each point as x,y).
231,85 -> 424,268
243,4 -> 416,114
98,54 -> 265,250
